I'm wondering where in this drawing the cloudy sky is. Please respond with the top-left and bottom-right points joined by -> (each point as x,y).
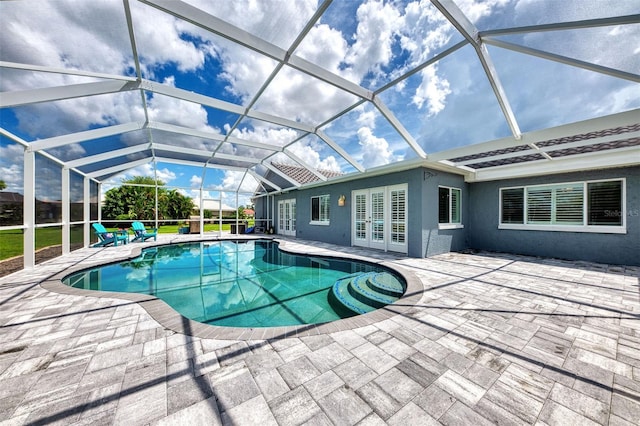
1,0 -> 638,205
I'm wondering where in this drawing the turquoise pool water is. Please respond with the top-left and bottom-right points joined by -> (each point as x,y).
63,240 -> 405,327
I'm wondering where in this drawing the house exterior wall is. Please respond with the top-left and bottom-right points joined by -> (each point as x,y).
467,166 -> 640,265
258,167 -> 470,258
255,165 -> 638,265
420,169 -> 469,257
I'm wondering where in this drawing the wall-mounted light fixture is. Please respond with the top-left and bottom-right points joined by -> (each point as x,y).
338,195 -> 346,207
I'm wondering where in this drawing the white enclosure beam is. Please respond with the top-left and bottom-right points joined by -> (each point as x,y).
1,80 -> 139,108
142,1 -> 374,103
247,169 -> 282,192
481,14 -> 640,36
152,143 -> 212,159
123,0 -> 143,79
287,55 -> 373,100
283,149 -> 328,182
23,149 -> 35,269
142,80 -> 246,115
83,177 -> 91,247
86,158 -> 150,178
316,130 -> 365,172
372,97 -> 428,158
30,122 -> 144,152
141,0 -> 286,61
246,109 -> 316,133
147,121 -> 225,142
484,38 -> 640,83
214,152 -> 262,164
431,0 -> 521,139
0,61 -> 137,82
262,162 -> 302,187
62,168 -> 70,255
65,144 -> 150,168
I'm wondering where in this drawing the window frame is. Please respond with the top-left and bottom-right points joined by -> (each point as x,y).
499,178 -> 626,234
438,186 -> 464,230
310,194 -> 330,225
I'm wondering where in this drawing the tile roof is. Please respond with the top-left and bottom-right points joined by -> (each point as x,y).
271,163 -> 344,185
451,124 -> 640,169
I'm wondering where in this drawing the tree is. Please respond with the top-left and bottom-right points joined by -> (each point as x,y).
102,176 -> 194,223
0,180 -> 6,190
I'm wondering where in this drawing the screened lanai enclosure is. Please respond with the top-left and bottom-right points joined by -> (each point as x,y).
1,0 -> 639,271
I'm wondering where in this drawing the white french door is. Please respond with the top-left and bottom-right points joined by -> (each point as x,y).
352,184 -> 407,253
278,199 -> 296,236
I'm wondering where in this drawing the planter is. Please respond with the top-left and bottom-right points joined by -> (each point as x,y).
178,227 -> 189,234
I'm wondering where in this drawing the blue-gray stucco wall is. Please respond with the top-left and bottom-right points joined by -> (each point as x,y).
421,169 -> 469,257
467,166 -> 640,266
257,167 -> 469,258
255,165 -> 638,264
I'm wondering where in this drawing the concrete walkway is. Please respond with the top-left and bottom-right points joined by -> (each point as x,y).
0,235 -> 638,425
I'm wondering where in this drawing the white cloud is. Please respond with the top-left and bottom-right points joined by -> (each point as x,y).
356,109 -> 377,128
190,175 -> 203,187
412,65 -> 452,115
0,144 -> 24,193
287,142 -> 341,172
346,0 -> 403,81
455,0 -> 511,24
102,163 -> 177,193
357,127 -> 396,168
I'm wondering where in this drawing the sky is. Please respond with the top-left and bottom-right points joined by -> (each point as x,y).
1,0 -> 638,207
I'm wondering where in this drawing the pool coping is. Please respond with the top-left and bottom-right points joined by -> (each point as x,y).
41,236 -> 424,341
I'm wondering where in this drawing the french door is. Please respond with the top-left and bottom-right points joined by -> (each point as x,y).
278,199 -> 296,236
352,184 -> 407,253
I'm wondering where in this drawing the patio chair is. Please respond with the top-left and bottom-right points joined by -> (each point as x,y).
92,223 -> 129,247
131,221 -> 158,242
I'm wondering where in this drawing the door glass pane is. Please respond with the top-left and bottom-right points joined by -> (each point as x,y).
355,193 -> 367,240
291,201 -> 296,232
371,191 -> 384,242
391,189 -> 406,244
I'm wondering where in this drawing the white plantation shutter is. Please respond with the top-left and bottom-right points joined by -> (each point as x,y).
527,188 -> 552,224
390,188 -> 406,244
554,185 -> 583,224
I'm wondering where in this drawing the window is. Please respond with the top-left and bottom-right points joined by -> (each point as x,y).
310,195 -> 330,224
500,179 -> 625,233
438,186 -> 462,228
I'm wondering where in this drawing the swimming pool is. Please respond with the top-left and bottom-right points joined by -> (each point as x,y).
63,240 -> 406,328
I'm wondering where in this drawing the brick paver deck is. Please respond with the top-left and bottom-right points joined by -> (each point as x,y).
1,235 -> 638,425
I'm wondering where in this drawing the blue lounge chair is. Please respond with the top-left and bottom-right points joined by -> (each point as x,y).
92,223 -> 128,247
131,221 -> 158,242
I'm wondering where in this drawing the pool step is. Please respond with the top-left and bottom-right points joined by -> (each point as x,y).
329,272 -> 404,316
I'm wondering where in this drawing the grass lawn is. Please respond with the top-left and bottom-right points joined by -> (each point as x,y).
0,227 -> 78,259
0,221 -> 253,260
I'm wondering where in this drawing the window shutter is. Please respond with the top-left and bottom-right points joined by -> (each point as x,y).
451,188 -> 461,224
555,185 -> 583,224
527,188 -> 552,224
588,181 -> 622,226
438,187 -> 449,223
501,188 -> 524,224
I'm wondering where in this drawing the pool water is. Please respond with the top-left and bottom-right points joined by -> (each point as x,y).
63,240 -> 405,327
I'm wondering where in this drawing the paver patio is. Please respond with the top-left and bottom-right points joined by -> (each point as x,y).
0,235 -> 638,425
